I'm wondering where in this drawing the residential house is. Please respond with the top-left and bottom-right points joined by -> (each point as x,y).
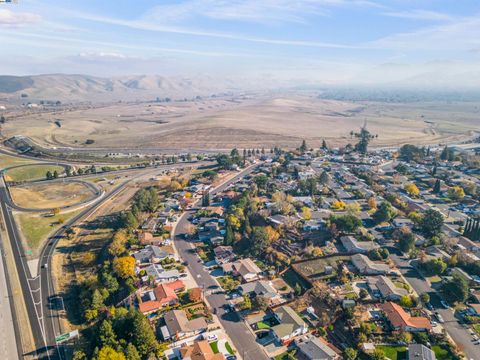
230,258 -> 263,283
138,280 -> 184,314
142,264 -> 181,284
351,254 -> 390,275
133,245 -> 172,265
367,276 -> 408,301
380,302 -> 431,332
179,340 -> 224,360
408,344 -> 436,360
138,232 -> 162,246
340,236 -> 379,254
238,280 -> 283,306
271,306 -> 308,345
267,214 -> 301,229
162,309 -> 208,341
213,246 -> 236,264
295,335 -> 341,360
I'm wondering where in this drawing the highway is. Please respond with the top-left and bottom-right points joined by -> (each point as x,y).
173,164 -> 270,360
0,232 -> 20,359
0,160 -> 207,359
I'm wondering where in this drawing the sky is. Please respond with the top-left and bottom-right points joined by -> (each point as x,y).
1,0 -> 480,87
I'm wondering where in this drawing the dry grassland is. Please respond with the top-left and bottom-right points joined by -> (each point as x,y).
5,95 -> 480,151
10,182 -> 96,209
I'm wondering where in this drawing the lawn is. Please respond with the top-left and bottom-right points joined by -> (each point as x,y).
473,324 -> 480,334
210,341 -> 219,354
225,342 -> 234,354
5,164 -> 65,182
376,345 -> 407,360
257,321 -> 271,329
432,345 -> 456,360
16,210 -> 79,252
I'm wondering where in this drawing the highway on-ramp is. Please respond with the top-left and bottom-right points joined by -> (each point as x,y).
0,160 -> 207,359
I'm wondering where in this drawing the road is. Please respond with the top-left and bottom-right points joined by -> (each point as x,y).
173,164 -> 270,360
388,246 -> 478,359
0,233 -> 20,359
0,160 -> 206,359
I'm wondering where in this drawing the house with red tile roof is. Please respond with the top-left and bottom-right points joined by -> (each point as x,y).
138,280 -> 185,314
380,302 -> 431,332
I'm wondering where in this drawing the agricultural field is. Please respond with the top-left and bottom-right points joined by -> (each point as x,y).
10,181 -> 97,209
293,255 -> 351,280
15,210 -> 80,252
4,164 -> 65,182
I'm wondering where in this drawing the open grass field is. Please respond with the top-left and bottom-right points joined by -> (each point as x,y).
10,182 -> 97,209
16,210 -> 80,252
4,94 -> 480,151
5,164 -> 65,182
0,154 -> 36,169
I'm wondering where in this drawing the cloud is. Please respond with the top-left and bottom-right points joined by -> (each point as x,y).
0,9 -> 41,26
382,9 -> 453,22
73,11 -> 358,49
367,15 -> 480,51
143,0 -> 380,25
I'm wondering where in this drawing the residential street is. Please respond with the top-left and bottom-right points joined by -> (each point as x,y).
173,165 -> 270,360
388,247 -> 477,360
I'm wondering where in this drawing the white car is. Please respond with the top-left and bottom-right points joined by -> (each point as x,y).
206,334 -> 218,341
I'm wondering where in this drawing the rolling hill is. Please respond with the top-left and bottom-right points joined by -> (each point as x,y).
0,74 -> 232,102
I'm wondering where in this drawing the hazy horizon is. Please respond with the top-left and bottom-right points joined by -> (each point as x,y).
1,1 -> 480,88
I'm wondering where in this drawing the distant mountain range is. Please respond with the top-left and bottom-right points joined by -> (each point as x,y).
0,74 -> 236,102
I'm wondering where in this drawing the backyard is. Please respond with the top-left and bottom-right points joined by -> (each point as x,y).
293,255 -> 351,279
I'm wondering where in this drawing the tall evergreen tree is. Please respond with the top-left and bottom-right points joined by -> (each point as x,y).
433,179 -> 441,194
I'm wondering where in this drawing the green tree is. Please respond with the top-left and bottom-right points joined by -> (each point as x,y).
354,126 -> 375,154
130,311 -> 158,357
46,170 -> 53,180
91,289 -> 104,311
442,273 -> 469,303
399,295 -> 413,308
99,320 -> 118,349
125,343 -> 141,360
371,349 -> 386,360
397,228 -> 415,253
420,293 -> 430,304
250,226 -> 270,256
433,179 -> 441,194
330,214 -> 362,232
299,139 -> 308,153
421,258 -> 447,276
420,209 -> 444,237
344,348 -> 358,360
373,202 -> 397,224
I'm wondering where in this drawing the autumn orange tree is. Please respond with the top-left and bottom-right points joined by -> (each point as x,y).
113,256 -> 135,279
